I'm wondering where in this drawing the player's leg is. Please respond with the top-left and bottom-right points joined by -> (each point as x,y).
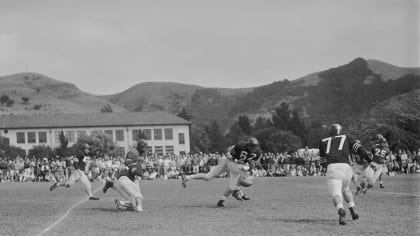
78,170 -> 99,200
217,161 -> 242,207
328,178 -> 346,225
181,158 -> 227,187
117,177 -> 139,210
370,162 -> 384,187
342,166 -> 358,220
50,169 -> 79,191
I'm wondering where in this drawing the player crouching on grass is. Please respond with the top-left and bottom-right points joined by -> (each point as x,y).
102,147 -> 144,212
50,144 -> 100,200
319,124 -> 372,225
180,137 -> 261,207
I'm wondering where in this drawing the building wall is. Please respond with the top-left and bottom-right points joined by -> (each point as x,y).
1,124 -> 190,156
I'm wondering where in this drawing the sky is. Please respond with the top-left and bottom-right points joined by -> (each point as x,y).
0,0 -> 419,95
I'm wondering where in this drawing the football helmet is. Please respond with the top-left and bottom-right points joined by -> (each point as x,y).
246,137 -> 259,152
328,124 -> 342,136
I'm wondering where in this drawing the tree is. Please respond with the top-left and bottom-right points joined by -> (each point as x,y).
190,124 -> 210,153
6,99 -> 14,107
75,131 -> 116,157
177,107 -> 192,121
55,131 -> 69,157
238,115 -> 253,136
0,136 -> 25,159
205,121 -> 226,153
21,96 -> 30,104
0,95 -> 9,105
271,103 -> 292,130
101,104 -> 113,113
28,145 -> 55,160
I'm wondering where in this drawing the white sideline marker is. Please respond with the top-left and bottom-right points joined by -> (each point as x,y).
37,187 -> 101,236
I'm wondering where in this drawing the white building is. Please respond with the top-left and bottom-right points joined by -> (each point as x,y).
0,111 -> 191,156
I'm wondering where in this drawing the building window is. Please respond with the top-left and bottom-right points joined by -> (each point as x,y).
164,128 -> 173,140
16,132 -> 25,144
27,132 -> 36,143
104,130 -> 113,140
132,129 -> 140,141
143,129 -> 151,140
154,146 -> 163,155
55,131 -> 61,144
116,147 -> 125,158
116,130 -> 124,141
154,129 -> 162,140
65,131 -> 75,143
77,130 -> 87,139
179,133 -> 185,144
165,146 -> 174,154
38,132 -> 47,143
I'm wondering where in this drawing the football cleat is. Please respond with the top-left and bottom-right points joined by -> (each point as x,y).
380,184 -> 385,189
232,190 -> 243,201
217,199 -> 225,207
242,194 -> 251,201
349,207 -> 359,220
89,196 -> 100,200
338,208 -> 346,225
103,180 -> 113,193
49,182 -> 58,191
180,173 -> 188,188
366,184 -> 373,189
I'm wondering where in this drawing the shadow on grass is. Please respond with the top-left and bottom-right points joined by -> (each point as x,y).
258,217 -> 336,226
183,204 -> 240,209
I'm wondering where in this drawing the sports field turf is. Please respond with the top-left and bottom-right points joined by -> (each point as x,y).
1,175 -> 419,236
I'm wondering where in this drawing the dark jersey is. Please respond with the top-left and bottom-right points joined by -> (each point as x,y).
118,162 -> 143,181
319,135 -> 369,166
229,141 -> 262,164
351,152 -> 370,166
371,144 -> 390,164
73,152 -> 87,171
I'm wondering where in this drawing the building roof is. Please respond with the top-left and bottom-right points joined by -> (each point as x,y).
0,112 -> 190,129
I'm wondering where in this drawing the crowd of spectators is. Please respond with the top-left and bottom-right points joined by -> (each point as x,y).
0,147 -> 419,183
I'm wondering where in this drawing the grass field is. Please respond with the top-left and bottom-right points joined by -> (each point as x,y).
1,175 -> 419,236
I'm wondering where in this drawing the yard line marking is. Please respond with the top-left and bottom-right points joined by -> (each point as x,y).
369,190 -> 420,197
37,187 -> 101,236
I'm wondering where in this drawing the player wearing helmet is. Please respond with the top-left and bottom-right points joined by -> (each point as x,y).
319,124 -> 371,225
102,147 -> 144,212
350,140 -> 374,195
368,134 -> 390,190
49,143 -> 100,200
180,137 -> 261,207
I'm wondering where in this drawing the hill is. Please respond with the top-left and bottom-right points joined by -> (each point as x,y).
102,82 -> 252,113
0,73 -> 126,115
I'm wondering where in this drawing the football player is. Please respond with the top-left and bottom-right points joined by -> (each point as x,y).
368,134 -> 390,189
319,124 -> 371,225
180,137 -> 261,207
102,146 -> 145,212
49,144 -> 100,200
350,140 -> 374,195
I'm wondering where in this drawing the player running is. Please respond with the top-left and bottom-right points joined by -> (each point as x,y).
350,140 -> 374,195
49,144 -> 100,200
102,147 -> 144,212
180,137 -> 261,207
367,134 -> 390,190
319,124 -> 371,225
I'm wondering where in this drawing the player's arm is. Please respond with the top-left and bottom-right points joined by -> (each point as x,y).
318,140 -> 327,167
